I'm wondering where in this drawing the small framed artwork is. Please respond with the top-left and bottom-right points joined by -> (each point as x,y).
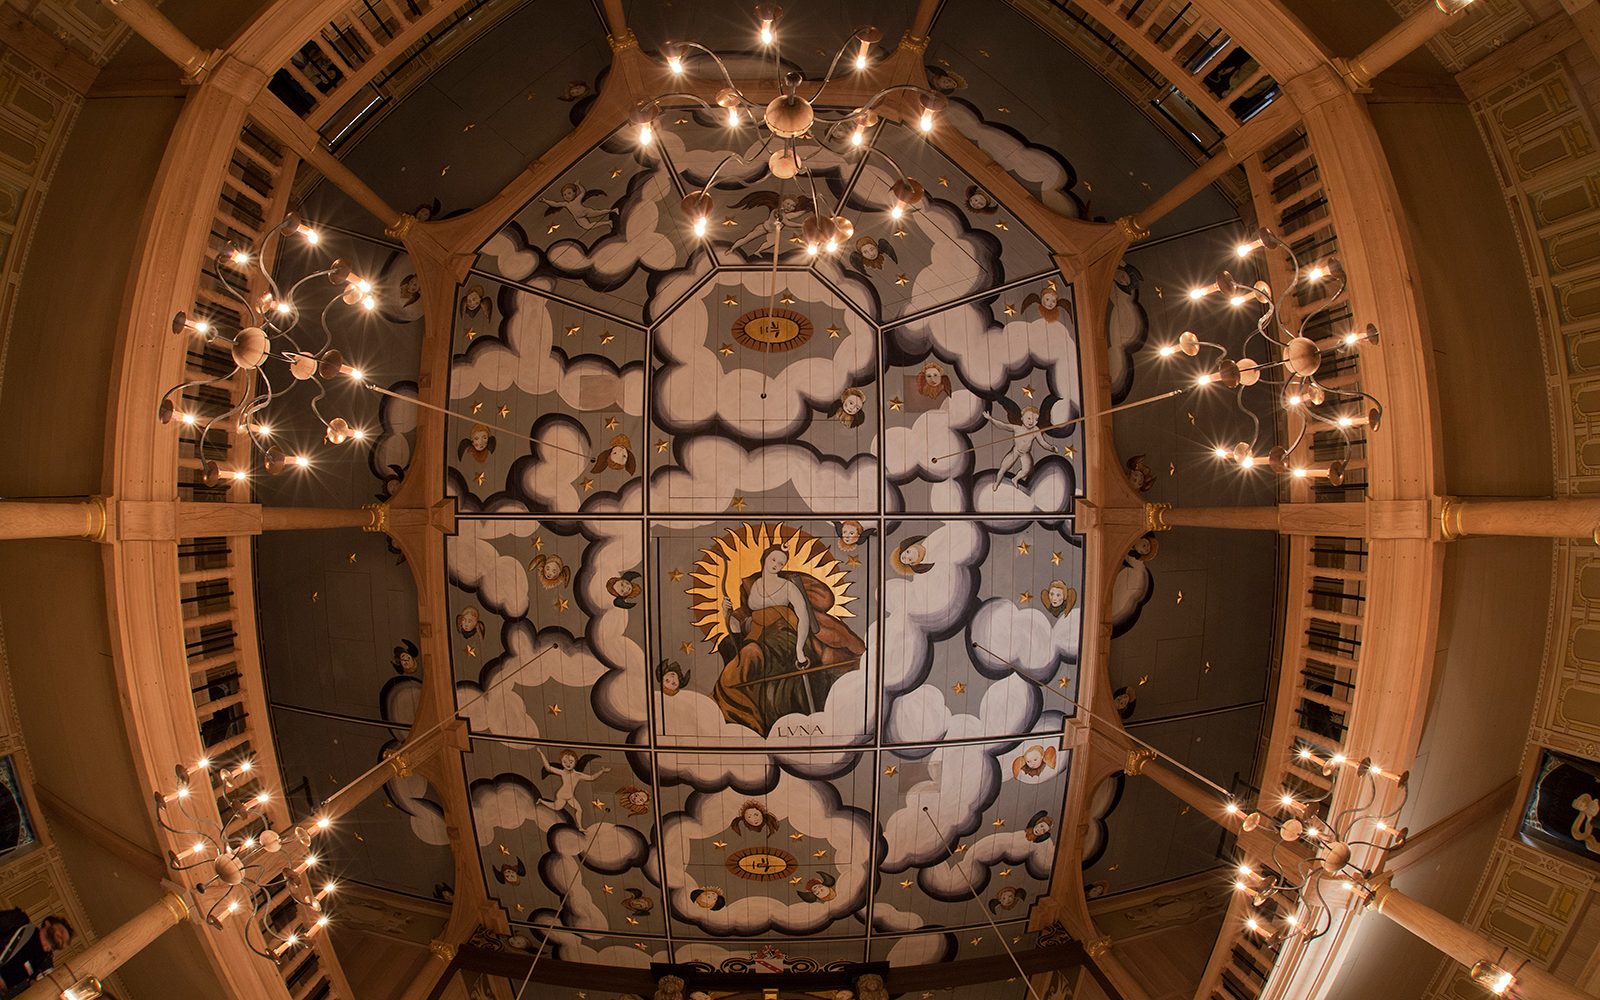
1520,749 -> 1600,864
0,756 -> 36,859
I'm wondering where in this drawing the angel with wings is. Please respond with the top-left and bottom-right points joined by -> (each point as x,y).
1022,281 -> 1065,323
982,397 -> 1063,492
728,191 -> 813,258
535,747 -> 610,828
542,182 -> 616,231
458,423 -> 495,464
848,235 -> 896,275
832,519 -> 876,552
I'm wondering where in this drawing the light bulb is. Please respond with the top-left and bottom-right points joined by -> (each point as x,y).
1280,793 -> 1295,807
355,279 -> 373,295
667,55 -> 684,74
640,124 -> 654,145
351,428 -> 367,441
256,425 -> 270,436
693,216 -> 708,237
293,455 -> 309,467
855,54 -> 868,70
256,791 -> 270,804
230,250 -> 250,266
1292,467 -> 1308,478
316,817 -> 331,830
197,758 -> 210,768
286,934 -> 299,946
193,319 -> 210,334
1343,331 -> 1359,345
193,841 -> 206,854
276,301 -> 292,315
1238,864 -> 1253,876
306,854 -> 318,867
227,901 -> 240,913
362,295 -> 376,312
1369,763 -> 1383,775
176,785 -> 189,799
890,205 -> 904,220
825,239 -> 838,253
179,412 -> 196,426
323,882 -> 336,894
347,368 -> 364,382
302,229 -> 319,245
1188,287 -> 1207,300
1233,880 -> 1248,892
1331,754 -> 1346,765
1229,294 -> 1247,307
918,110 -> 934,133
726,107 -> 739,127
316,916 -> 330,928
1298,747 -> 1312,759
1236,243 -> 1255,258
1158,344 -> 1176,357
230,469 -> 248,482
243,837 -> 255,848
1284,913 -> 1298,926
1224,802 -> 1240,815
806,243 -> 818,256
1245,917 -> 1260,932
1307,265 -> 1326,281
1240,455 -> 1255,469
1287,394 -> 1302,406
851,126 -> 865,146
1195,373 -> 1214,386
1213,447 -> 1229,459
1337,415 -> 1353,428
760,25 -> 774,44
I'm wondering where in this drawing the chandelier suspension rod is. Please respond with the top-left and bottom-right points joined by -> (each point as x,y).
361,383 -> 592,461
513,823 -> 602,1000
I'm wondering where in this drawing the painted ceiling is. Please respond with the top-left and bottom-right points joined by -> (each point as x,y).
255,0 -> 1277,989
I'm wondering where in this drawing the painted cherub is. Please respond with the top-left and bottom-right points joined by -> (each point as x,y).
826,387 -> 867,428
458,423 -> 496,464
728,191 -> 813,258
535,747 -> 610,828
690,886 -> 726,910
607,571 -> 643,609
833,519 -> 875,552
848,235 -> 896,274
1022,281 -> 1065,323
617,785 -> 651,816
460,284 -> 493,321
964,185 -> 999,215
1024,810 -> 1054,843
983,398 -> 1061,492
622,887 -> 654,914
891,535 -> 932,576
493,858 -> 527,885
1012,744 -> 1059,782
798,871 -> 838,903
989,886 -> 1027,914
590,434 -> 637,474
915,361 -> 953,400
456,606 -> 486,639
729,800 -> 781,836
542,182 -> 616,231
1041,581 -> 1077,619
657,658 -> 690,696
392,639 -> 420,675
528,553 -> 571,588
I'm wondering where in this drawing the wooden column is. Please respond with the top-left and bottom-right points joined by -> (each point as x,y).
1439,496 -> 1600,541
1129,100 -> 1297,232
259,504 -> 386,533
247,95 -> 405,231
1340,0 -> 1476,90
1369,880 -> 1598,1000
0,499 -> 107,541
99,0 -> 213,79
19,892 -> 189,1000
1147,500 -> 1429,538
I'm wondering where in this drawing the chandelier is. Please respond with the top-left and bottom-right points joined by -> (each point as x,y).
627,5 -> 946,257
153,755 -> 337,961
1155,228 -> 1383,486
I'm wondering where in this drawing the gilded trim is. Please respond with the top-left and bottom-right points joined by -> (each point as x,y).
1124,747 -> 1158,776
607,29 -> 639,52
384,213 -> 417,240
363,501 -> 389,534
898,31 -> 930,54
1115,215 -> 1150,242
1085,934 -> 1112,957
1438,496 -> 1467,541
429,938 -> 456,961
1144,502 -> 1172,533
163,891 -> 191,922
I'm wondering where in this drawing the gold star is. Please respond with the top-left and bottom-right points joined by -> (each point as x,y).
894,273 -> 909,286
1204,661 -> 1213,674
548,703 -> 562,715
625,916 -> 639,925
999,868 -> 1013,877
884,765 -> 898,776
718,343 -> 735,357
1003,302 -> 1016,316
723,295 -> 739,306
901,879 -> 914,888
789,832 -> 804,841
311,591 -> 319,603
713,840 -> 728,849
889,397 -> 904,411
466,643 -> 477,657
556,598 -> 570,612
1108,863 -> 1120,872
789,235 -> 806,245
1187,411 -> 1196,425
498,404 -> 510,418
789,876 -> 803,884
441,165 -> 450,176
779,290 -> 796,304
674,117 -> 689,125
952,681 -> 967,694
605,416 -> 620,430
1169,462 -> 1176,476
592,799 -> 606,810
1046,278 -> 1058,291
581,478 -> 595,492
992,818 -> 1006,828
997,106 -> 1010,113
1138,674 -> 1150,686
1051,551 -> 1062,565
995,221 -> 1009,231
1084,180 -> 1094,192
1017,540 -> 1030,554
499,843 -> 510,856
466,328 -> 479,340
463,122 -> 476,132
1065,446 -> 1075,457
971,936 -> 984,946
813,850 -> 828,859
669,568 -> 684,582
846,554 -> 861,567
1058,677 -> 1070,688
681,641 -> 694,655
611,168 -> 623,178
600,332 -> 615,345
655,439 -> 669,453
954,843 -> 967,853
1021,385 -> 1034,398
515,903 -> 525,912
532,535 -> 544,551
635,942 -> 648,951
731,496 -> 747,510
827,324 -> 841,338
938,176 -> 949,187
547,224 -> 560,235
979,48 -> 991,57
1176,590 -> 1184,605
603,884 -> 614,895
474,472 -> 486,486
721,217 -> 738,227
1019,592 -> 1031,604
566,324 -> 581,336
471,401 -> 483,414
346,552 -> 356,564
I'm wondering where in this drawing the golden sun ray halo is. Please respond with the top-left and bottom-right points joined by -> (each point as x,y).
685,523 -> 855,648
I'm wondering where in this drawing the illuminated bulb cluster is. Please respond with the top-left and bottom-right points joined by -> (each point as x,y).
631,7 -> 948,257
158,214 -> 380,486
154,757 -> 337,962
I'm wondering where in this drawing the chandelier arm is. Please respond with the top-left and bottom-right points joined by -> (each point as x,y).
210,261 -> 262,329
1266,241 -> 1302,334
1248,297 -> 1291,350
1283,414 -> 1309,455
857,83 -> 939,114
1330,773 -> 1379,841
667,46 -> 752,106
1295,272 -> 1348,337
695,140 -> 777,199
1232,389 -> 1262,452
158,367 -> 240,417
819,121 -> 894,212
312,296 -> 343,357
807,28 -> 879,103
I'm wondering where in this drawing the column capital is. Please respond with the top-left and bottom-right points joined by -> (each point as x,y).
1084,934 -> 1112,957
428,938 -> 456,961
363,501 -> 390,534
1144,502 -> 1172,533
1124,747 -> 1158,776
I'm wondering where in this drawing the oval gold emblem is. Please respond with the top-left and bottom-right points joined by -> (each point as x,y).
726,846 -> 797,881
732,308 -> 812,353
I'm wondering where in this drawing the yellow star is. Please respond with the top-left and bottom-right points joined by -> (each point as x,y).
556,598 -> 570,612
999,868 -> 1013,877
441,165 -> 450,176
997,106 -> 1010,113
779,290 -> 796,304
655,439 -> 669,453
566,324 -> 581,336
1051,551 -> 1062,565
674,117 -> 689,125
474,472 -> 486,486
1021,385 -> 1034,398
1017,541 -> 1030,554
789,235 -> 806,246
789,832 -> 804,841
498,404 -> 510,418
466,643 -> 477,657
952,681 -> 967,694
582,478 -> 595,491
889,397 -> 904,411
1176,590 -> 1184,605
970,936 -> 984,946
634,942 -> 648,951
592,799 -> 606,810
602,884 -> 614,895
466,328 -> 479,340
1003,303 -> 1016,317
938,176 -> 949,187
605,416 -> 620,430
992,818 -> 1006,828
1046,278 -> 1058,291
731,496 -> 747,510
813,850 -> 828,859
548,703 -> 562,715
601,332 -> 615,345
1058,676 -> 1070,688
515,903 -> 525,912
723,295 -> 739,306
669,568 -> 684,582
611,168 -> 623,178
547,223 -> 560,234
471,401 -> 483,414
346,552 -> 356,564
532,535 -> 544,551
894,273 -> 909,286
499,843 -> 510,855
995,221 -> 1009,231
1019,592 -> 1031,604
718,343 -> 735,356
979,48 -> 991,57
625,916 -> 639,925
892,225 -> 907,238
827,324 -> 841,338
900,879 -> 914,888
954,843 -> 967,854
884,765 -> 898,776
681,641 -> 694,655
1139,674 -> 1150,686
789,876 -> 803,884
713,840 -> 728,849
721,217 -> 738,228
846,554 -> 861,567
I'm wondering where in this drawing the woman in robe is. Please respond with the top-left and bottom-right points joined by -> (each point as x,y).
713,544 -> 865,735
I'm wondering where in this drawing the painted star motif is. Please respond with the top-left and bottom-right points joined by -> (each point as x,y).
592,799 -> 606,810
466,643 -> 477,657
581,478 -> 595,492
1187,411 -> 1196,425
1170,462 -> 1177,476
979,48 -> 991,57
1204,661 -> 1213,674
954,843 -> 967,853
813,850 -> 828,859
605,416 -> 619,430
474,472 -> 486,486
901,879 -> 914,888
1021,385 -> 1034,398
789,832 -> 804,841
497,404 -> 510,418
971,936 -> 984,946
997,105 -> 1010,113
548,703 -> 562,715
634,943 -> 648,951
532,535 -> 544,551
992,818 -> 1006,828
826,324 -> 841,338
1003,302 -> 1016,316
611,168 -> 623,178
884,765 -> 898,776
713,840 -> 728,849
602,885 -> 614,895
889,397 -> 904,411
625,916 -> 639,925
1065,446 -> 1075,457
499,844 -> 510,856
894,273 -> 909,286
779,290 -> 796,304
556,598 -> 570,612
892,225 -> 907,238
731,496 -> 747,510
547,224 -> 560,235
938,176 -> 949,187
723,294 -> 739,306
1176,590 -> 1184,604
655,439 -> 669,453
1138,674 -> 1150,686
674,117 -> 689,125
1019,592 -> 1031,604
999,868 -> 1013,877
680,641 -> 694,655
718,342 -> 735,357
1084,180 -> 1093,192
1051,551 -> 1062,565
669,568 -> 684,582
566,324 -> 581,336
995,221 -> 1009,231
721,217 -> 738,227
789,235 -> 806,245
463,122 -> 476,132
346,552 -> 356,564
466,328 -> 479,340
1058,677 -> 1070,688
952,681 -> 967,694
1017,541 -> 1030,554
1046,278 -> 1058,291
441,165 -> 450,176
600,332 -> 615,345
846,554 -> 861,567
515,903 -> 525,912
471,401 -> 483,414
